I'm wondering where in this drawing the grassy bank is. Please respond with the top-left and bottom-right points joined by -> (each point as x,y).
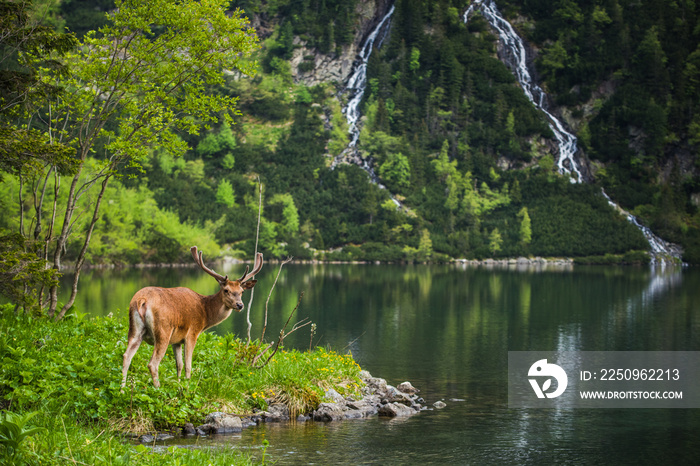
0,304 -> 362,464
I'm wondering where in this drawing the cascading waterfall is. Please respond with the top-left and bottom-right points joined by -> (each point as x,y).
464,0 -> 682,265
331,5 -> 400,207
464,0 -> 582,182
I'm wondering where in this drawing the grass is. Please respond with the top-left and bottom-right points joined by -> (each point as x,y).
0,304 -> 363,464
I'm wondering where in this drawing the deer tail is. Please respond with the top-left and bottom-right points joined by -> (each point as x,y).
136,299 -> 148,322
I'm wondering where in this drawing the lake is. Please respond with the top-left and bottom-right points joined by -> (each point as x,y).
62,263 -> 700,464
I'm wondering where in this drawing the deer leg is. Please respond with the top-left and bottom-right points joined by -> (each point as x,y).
183,334 -> 199,380
121,309 -> 146,388
172,343 -> 183,380
147,337 -> 170,388
121,336 -> 142,388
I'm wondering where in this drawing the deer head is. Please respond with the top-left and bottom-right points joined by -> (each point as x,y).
190,246 -> 263,312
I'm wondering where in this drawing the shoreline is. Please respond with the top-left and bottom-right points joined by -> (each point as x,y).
127,371 -> 427,445
55,254 -> 673,272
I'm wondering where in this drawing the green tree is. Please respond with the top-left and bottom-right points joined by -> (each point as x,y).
489,228 -> 503,257
13,0 -> 258,319
417,228 -> 433,260
379,152 -> 411,192
216,179 -> 236,208
0,0 -> 78,313
518,206 -> 532,246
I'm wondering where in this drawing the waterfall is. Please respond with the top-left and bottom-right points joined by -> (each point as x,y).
331,5 -> 401,208
464,0 -> 682,265
464,0 -> 582,182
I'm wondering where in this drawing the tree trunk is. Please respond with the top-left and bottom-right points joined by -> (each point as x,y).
55,173 -> 112,320
48,162 -> 83,318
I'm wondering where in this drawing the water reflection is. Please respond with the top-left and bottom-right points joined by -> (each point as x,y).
62,264 -> 700,464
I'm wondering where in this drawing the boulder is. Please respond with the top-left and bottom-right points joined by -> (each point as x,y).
313,402 -> 346,422
345,398 -> 379,418
378,402 -> 419,418
198,412 -> 243,434
182,423 -> 196,436
397,381 -> 419,394
382,386 -> 414,406
324,388 -> 346,404
262,403 -> 290,422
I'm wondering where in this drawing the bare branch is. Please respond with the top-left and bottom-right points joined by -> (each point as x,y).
246,177 -> 263,344
252,292 -> 308,369
260,256 -> 293,343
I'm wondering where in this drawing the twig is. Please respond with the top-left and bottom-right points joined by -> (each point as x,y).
57,457 -> 89,466
260,256 -> 293,342
342,331 -> 366,352
61,417 -> 78,465
246,176 -> 263,344
253,292 -> 309,369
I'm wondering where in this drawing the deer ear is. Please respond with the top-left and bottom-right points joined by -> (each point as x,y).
242,279 -> 257,290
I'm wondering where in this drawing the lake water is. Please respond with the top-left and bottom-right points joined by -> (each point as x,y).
63,263 -> 700,464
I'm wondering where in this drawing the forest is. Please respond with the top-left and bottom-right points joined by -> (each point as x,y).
2,0 -> 699,310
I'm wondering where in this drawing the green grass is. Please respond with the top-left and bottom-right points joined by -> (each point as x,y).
0,304 -> 363,464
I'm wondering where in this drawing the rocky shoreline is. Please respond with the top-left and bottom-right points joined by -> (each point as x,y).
132,370 -> 428,444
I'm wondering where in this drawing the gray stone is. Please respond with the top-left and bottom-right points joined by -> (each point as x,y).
346,398 -> 379,417
140,434 -> 154,443
378,402 -> 419,418
362,375 -> 388,397
325,388 -> 346,403
202,412 -> 243,433
433,401 -> 447,409
262,403 -> 290,422
383,387 -> 414,406
182,423 -> 196,436
397,381 -> 419,394
313,402 -> 346,422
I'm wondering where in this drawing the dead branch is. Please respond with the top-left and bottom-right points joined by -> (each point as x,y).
252,292 -> 310,369
260,256 -> 293,343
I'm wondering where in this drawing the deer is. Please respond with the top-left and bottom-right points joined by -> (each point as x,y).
121,246 -> 263,388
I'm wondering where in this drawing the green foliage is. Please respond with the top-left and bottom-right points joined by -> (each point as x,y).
0,411 -> 45,464
216,179 -> 236,208
379,152 -> 411,192
518,206 -> 532,246
0,234 -> 59,312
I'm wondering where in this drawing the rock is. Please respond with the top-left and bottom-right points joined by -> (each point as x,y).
155,433 -> 174,442
378,402 -> 419,418
362,374 -> 389,398
397,381 -> 419,394
346,398 -> 379,418
382,386 -> 414,406
325,388 -> 346,403
433,401 -> 446,409
182,423 -> 196,436
313,402 -> 346,422
262,403 -> 290,422
199,412 -> 243,433
241,417 -> 257,429
140,434 -> 154,443
297,414 -> 311,422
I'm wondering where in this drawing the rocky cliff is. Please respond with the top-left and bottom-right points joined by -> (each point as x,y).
289,0 -> 392,86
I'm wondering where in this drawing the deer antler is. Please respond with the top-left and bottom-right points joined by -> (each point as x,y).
190,246 -> 228,284
239,252 -> 263,283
